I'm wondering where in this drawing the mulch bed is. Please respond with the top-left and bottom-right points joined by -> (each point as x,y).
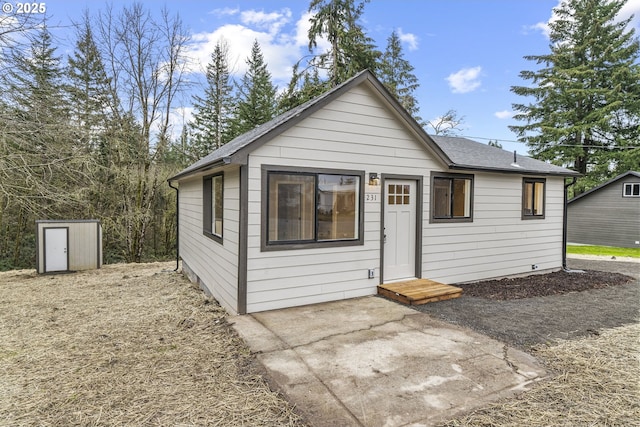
457,269 -> 634,300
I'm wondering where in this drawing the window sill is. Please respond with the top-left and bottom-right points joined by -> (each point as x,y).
429,217 -> 473,224
261,238 -> 363,252
203,231 -> 223,244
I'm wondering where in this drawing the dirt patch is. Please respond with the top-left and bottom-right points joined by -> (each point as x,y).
0,262 -> 303,427
457,269 -> 633,300
412,259 -> 640,349
431,260 -> 640,426
442,323 -> 640,427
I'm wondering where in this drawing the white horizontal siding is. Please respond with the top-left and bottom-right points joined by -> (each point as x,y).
423,174 -> 565,283
245,84 -> 441,313
178,167 -> 240,313
177,82 -> 568,313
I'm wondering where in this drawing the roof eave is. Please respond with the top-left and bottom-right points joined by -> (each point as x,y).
448,163 -> 581,177
168,157 -> 230,182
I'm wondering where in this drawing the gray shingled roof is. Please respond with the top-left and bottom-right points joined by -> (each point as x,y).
429,135 -> 579,176
170,70 -> 578,181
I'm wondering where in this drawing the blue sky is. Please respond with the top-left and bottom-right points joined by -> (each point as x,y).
44,0 -> 640,154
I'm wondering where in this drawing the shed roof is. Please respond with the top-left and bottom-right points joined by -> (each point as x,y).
568,170 -> 640,203
170,70 -> 578,181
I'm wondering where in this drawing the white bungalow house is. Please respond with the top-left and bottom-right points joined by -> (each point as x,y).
169,70 -> 579,315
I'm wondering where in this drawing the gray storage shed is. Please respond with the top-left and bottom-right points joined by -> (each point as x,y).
36,220 -> 103,274
567,171 -> 640,248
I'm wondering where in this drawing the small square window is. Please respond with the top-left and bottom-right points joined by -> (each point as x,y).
522,178 -> 545,219
623,183 -> 640,197
430,173 -> 473,223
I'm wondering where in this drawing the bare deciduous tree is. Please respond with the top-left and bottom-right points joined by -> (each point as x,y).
93,3 -> 189,262
426,109 -> 465,136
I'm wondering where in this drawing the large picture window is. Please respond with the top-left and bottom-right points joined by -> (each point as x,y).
430,173 -> 473,222
203,173 -> 223,242
522,178 -> 545,219
263,167 -> 364,249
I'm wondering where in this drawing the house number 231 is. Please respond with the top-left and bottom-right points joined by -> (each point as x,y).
365,194 -> 378,202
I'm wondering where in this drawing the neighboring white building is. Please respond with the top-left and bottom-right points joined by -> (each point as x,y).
169,70 -> 578,315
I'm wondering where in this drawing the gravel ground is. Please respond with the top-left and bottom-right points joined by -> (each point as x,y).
412,258 -> 640,349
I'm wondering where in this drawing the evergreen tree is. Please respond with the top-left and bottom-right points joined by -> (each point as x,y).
307,0 -> 380,87
66,13 -> 115,152
189,39 -> 235,159
378,30 -> 422,124
7,23 -> 68,133
1,24 -> 80,266
510,0 -> 640,192
229,40 -> 277,138
278,62 -> 326,112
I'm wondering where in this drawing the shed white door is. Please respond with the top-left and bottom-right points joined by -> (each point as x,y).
384,180 -> 416,282
45,228 -> 68,272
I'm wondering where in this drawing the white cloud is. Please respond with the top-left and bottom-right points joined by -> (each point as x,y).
208,7 -> 239,17
397,28 -> 418,51
494,110 -> 513,119
186,10 -> 314,85
446,66 -> 482,94
530,0 -> 640,39
240,8 -> 292,34
294,11 -> 316,47
527,21 -> 551,38
620,0 -> 640,29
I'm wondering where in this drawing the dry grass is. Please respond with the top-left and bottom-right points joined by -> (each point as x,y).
3,262 -> 639,427
443,323 -> 640,427
0,262 -> 303,427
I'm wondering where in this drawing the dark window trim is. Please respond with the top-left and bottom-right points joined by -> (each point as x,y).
203,172 -> 224,244
522,177 -> 546,220
623,182 -> 640,197
261,164 -> 365,252
429,172 -> 474,223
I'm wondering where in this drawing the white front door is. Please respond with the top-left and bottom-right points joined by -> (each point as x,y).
383,179 -> 417,282
44,228 -> 68,272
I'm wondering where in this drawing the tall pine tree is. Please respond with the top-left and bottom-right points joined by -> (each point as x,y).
307,0 -> 380,87
229,40 -> 277,138
1,24 -> 80,266
66,13 -> 115,153
189,39 -> 235,159
510,0 -> 640,192
378,30 -> 422,124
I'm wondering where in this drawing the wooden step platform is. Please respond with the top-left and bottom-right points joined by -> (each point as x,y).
377,279 -> 463,306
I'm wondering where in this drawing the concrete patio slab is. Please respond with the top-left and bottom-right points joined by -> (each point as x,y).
230,296 -> 546,427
